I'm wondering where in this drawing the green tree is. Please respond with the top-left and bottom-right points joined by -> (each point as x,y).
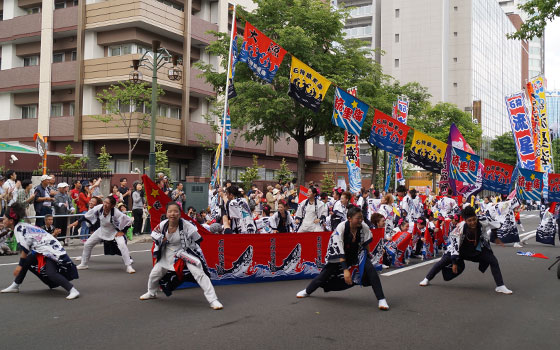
94,81 -> 164,172
198,0 -> 384,185
155,143 -> 170,178
407,102 -> 482,151
97,145 -> 112,171
489,132 -> 518,166
274,158 -> 293,185
239,155 -> 261,191
507,0 -> 560,40
59,145 -> 88,171
321,171 -> 335,193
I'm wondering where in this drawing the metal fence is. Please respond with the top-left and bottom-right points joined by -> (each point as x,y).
8,170 -> 113,183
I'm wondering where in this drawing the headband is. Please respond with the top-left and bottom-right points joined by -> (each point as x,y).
7,207 -> 18,221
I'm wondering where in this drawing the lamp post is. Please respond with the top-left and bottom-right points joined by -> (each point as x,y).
129,40 -> 182,179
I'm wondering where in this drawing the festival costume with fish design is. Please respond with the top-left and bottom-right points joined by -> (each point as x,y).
226,197 -> 257,233
536,204 -> 558,245
79,204 -> 133,268
423,216 -> 506,285
269,210 -> 295,233
11,223 -> 78,290
302,221 -> 385,300
295,198 -> 327,232
146,218 -> 218,303
255,216 -> 273,233
485,198 -> 520,244
378,203 -> 396,240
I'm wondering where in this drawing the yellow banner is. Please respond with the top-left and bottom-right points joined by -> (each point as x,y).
526,81 -> 542,171
288,57 -> 332,112
531,76 -> 553,171
408,130 -> 448,173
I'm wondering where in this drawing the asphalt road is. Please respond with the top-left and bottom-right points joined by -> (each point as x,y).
1,212 -> 559,350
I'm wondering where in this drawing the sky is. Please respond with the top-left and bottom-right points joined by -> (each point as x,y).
546,18 -> 560,90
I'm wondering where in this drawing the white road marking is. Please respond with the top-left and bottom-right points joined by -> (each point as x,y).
381,258 -> 441,276
0,249 -> 151,267
519,230 -> 536,239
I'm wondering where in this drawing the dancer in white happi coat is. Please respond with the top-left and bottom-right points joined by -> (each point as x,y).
378,194 -> 397,240
140,202 -> 223,310
436,189 -> 458,217
76,196 -> 135,273
224,185 -> 257,234
1,203 -> 80,299
295,187 -> 327,232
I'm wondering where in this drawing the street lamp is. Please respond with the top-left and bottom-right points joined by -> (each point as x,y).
129,40 -> 182,180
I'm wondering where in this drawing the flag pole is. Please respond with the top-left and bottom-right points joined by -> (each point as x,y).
219,4 -> 237,187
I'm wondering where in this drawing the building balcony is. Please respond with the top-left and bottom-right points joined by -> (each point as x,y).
190,68 -> 215,97
86,0 -> 217,44
0,61 -> 76,92
0,7 -> 78,43
81,112 -> 182,144
50,116 -> 75,139
0,118 -> 38,141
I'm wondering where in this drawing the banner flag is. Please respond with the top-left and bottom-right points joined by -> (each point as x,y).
482,159 -> 515,194
547,173 -> 560,202
529,76 -> 553,172
449,147 -> 480,185
368,109 -> 411,157
526,81 -> 542,170
142,175 -> 211,234
331,87 -> 369,136
395,157 -> 404,182
395,98 -> 409,184
515,167 -> 544,201
223,108 -> 232,149
210,143 -> 222,188
384,155 -> 393,193
505,92 -> 537,170
536,203 -> 557,245
238,21 -> 287,83
345,131 -> 362,194
227,13 -> 239,99
288,56 -> 331,112
407,130 -> 448,173
298,185 -> 309,203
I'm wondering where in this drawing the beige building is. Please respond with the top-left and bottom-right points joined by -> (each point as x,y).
0,0 -> 328,182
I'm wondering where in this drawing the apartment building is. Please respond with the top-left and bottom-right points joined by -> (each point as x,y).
0,0 -> 328,182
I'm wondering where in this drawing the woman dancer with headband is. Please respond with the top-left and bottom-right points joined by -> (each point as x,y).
1,203 -> 80,299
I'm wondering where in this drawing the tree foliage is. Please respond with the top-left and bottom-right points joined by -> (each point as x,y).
239,155 -> 261,191
155,143 -> 171,178
95,81 -> 164,172
407,102 -> 482,151
489,132 -> 518,166
59,145 -> 88,171
274,158 -> 293,184
198,0 -> 384,184
321,171 -> 335,193
97,145 -> 112,171
507,0 -> 560,40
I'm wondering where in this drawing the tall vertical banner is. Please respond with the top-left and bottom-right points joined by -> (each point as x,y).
526,81 -> 542,171
344,87 -> 361,194
505,92 -> 537,170
384,155 -> 393,193
529,76 -> 553,172
227,12 -> 239,99
395,98 -> 409,184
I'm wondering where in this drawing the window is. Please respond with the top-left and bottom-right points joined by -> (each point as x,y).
170,106 -> 181,119
453,82 -> 458,87
51,103 -> 63,117
119,100 -> 131,114
395,34 -> 400,43
53,52 -> 64,63
453,57 -> 458,62
453,32 -> 458,37
454,6 -> 458,11
26,7 -> 41,15
71,51 -> 77,61
109,44 -> 132,57
23,56 -> 39,67
74,0 -> 79,6
133,101 -> 146,113
395,9 -> 400,18
69,102 -> 75,116
394,59 -> 399,68
22,105 -> 37,119
0,10 -> 3,21
158,104 -> 169,117
54,2 -> 66,9
137,45 -> 151,55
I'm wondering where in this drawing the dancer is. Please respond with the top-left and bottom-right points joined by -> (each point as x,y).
296,207 -> 389,310
330,191 -> 351,229
419,206 -> 513,294
270,200 -> 295,233
139,202 -> 223,310
76,196 -> 135,273
1,203 -> 79,299
224,185 -> 257,233
295,187 -> 327,232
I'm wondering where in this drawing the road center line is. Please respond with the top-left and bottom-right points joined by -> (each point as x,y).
381,258 -> 441,276
0,249 -> 151,267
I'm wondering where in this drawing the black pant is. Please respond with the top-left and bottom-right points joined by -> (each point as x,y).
54,216 -> 68,238
15,254 -> 73,291
426,250 -> 504,286
305,260 -> 385,300
132,209 -> 143,235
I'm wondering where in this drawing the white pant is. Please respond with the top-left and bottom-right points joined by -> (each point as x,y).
298,222 -> 322,232
147,252 -> 218,304
81,231 -> 132,266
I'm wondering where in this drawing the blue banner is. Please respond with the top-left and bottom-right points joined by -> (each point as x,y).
384,155 -> 393,193
449,147 -> 480,185
331,87 -> 369,136
515,167 -> 544,201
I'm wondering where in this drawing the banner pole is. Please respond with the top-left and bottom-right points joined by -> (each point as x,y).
219,4 -> 236,187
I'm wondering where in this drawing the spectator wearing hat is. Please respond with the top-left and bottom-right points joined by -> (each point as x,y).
266,186 -> 278,212
34,175 -> 55,227
54,182 -> 74,243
